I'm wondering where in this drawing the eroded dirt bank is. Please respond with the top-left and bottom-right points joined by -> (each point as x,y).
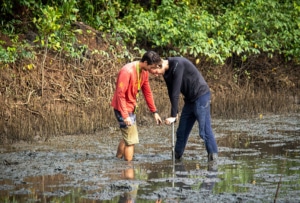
0,113 -> 299,202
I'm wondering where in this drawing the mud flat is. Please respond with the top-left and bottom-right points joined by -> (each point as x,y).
0,113 -> 299,202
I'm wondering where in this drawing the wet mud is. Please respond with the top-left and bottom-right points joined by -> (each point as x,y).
0,113 -> 299,203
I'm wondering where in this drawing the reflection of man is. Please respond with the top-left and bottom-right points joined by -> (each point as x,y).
118,165 -> 138,203
118,189 -> 137,203
155,199 -> 162,203
200,163 -> 218,191
122,167 -> 135,180
174,161 -> 218,192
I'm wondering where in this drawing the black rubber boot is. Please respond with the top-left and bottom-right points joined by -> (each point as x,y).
175,152 -> 182,160
207,153 -> 218,162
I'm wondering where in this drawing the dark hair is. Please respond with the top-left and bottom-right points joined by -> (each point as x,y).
141,51 -> 161,65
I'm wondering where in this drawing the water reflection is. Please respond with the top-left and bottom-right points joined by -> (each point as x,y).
118,164 -> 138,203
218,132 -> 300,157
174,160 -> 219,193
117,163 -> 165,203
201,162 -> 218,191
1,114 -> 299,202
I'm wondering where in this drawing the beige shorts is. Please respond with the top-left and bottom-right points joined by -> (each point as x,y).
120,124 -> 139,145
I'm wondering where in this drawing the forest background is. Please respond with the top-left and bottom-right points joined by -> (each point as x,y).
0,0 -> 299,144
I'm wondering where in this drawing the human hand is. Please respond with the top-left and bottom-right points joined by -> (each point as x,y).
153,113 -> 162,125
165,117 -> 176,125
124,117 -> 132,126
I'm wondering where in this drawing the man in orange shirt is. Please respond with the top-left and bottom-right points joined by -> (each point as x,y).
111,51 -> 163,161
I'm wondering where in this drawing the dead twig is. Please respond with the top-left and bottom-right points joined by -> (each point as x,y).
274,174 -> 282,203
15,90 -> 35,105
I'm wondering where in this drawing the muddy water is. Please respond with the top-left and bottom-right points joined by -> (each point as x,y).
0,113 -> 299,203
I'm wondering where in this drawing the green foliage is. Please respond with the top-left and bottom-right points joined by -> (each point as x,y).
0,0 -> 299,64
33,5 -> 62,44
1,0 -> 83,63
32,0 -> 84,58
0,44 -> 18,64
113,0 -> 300,63
1,0 -> 41,33
116,0 -> 224,62
215,0 -> 300,61
0,36 -> 35,65
77,0 -> 122,30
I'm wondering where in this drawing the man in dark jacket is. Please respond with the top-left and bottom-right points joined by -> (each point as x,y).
150,57 -> 218,162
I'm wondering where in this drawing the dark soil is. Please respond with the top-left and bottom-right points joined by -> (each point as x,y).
0,113 -> 299,202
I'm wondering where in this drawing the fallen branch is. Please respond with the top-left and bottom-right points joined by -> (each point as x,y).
274,174 -> 282,203
15,90 -> 35,105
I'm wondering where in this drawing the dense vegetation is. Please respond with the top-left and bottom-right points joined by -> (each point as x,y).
0,0 -> 299,143
1,0 -> 299,64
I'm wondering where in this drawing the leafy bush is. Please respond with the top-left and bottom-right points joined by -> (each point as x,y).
0,37 -> 35,66
115,0 -> 299,63
0,0 -> 299,64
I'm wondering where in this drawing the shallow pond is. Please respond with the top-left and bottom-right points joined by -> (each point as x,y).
0,113 -> 299,202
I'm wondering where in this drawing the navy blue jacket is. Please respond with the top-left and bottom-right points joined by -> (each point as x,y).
163,57 -> 210,117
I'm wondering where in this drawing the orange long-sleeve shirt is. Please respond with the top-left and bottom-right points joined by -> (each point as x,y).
111,62 -> 157,119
